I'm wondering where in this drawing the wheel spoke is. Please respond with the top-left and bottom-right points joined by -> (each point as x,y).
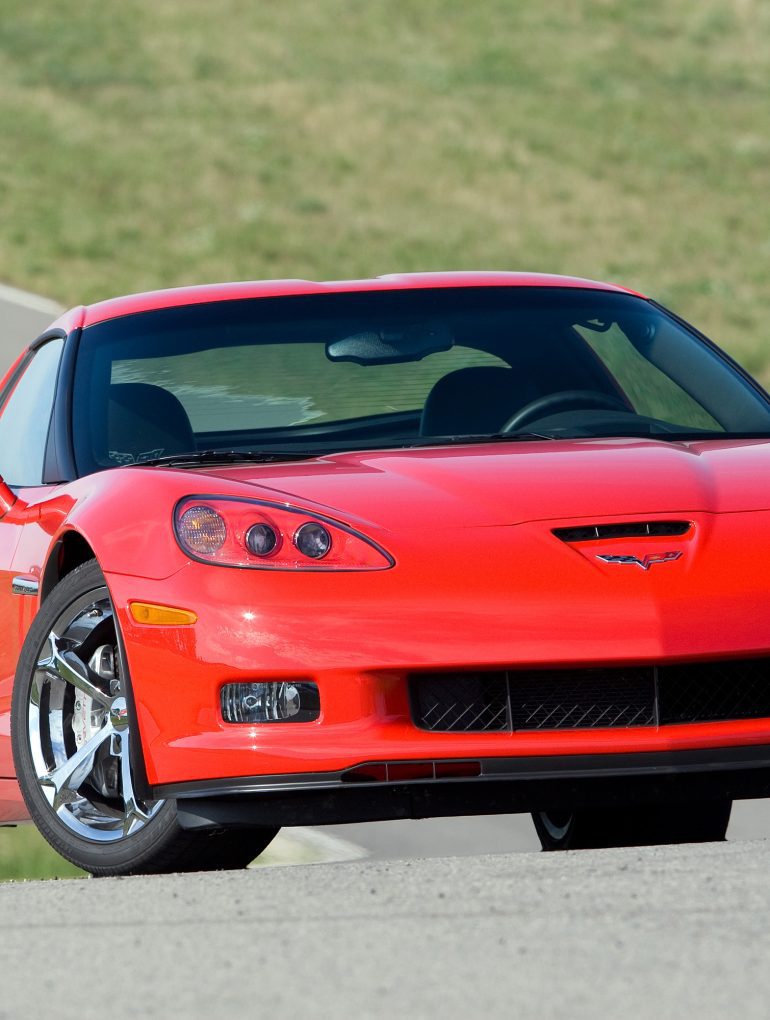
27,578 -> 164,847
118,730 -> 152,835
40,723 -> 113,811
38,633 -> 112,708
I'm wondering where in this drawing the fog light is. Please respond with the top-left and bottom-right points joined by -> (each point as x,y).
221,681 -> 320,723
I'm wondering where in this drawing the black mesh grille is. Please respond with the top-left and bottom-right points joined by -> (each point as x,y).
410,659 -> 770,732
509,668 -> 655,730
658,659 -> 770,724
410,672 -> 509,732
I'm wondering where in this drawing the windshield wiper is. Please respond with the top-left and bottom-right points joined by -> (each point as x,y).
639,430 -> 770,441
134,449 -> 318,468
409,432 -> 557,448
487,431 -> 558,442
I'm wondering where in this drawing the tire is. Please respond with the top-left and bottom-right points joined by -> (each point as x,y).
532,800 -> 732,851
11,560 -> 278,876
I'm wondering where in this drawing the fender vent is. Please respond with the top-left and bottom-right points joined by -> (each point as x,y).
553,521 -> 691,543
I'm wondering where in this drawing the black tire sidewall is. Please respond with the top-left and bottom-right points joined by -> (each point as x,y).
10,560 -> 183,874
532,801 -> 732,851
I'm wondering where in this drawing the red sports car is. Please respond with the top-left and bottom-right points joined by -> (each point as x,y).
2,271 -> 770,875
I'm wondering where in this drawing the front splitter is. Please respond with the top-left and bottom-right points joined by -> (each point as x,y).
157,744 -> 770,830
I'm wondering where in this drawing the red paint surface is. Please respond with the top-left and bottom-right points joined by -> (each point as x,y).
3,437 -> 770,794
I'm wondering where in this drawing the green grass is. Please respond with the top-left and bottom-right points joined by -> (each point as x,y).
0,825 -> 85,882
1,1 -> 770,880
1,1 -> 769,378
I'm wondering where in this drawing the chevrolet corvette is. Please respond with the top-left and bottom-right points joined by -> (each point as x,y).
2,271 -> 770,875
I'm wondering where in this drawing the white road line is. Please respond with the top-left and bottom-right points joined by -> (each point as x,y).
0,283 -> 62,315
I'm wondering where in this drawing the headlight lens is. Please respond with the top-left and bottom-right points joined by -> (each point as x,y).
174,495 -> 393,570
177,505 -> 227,554
294,522 -> 331,559
245,522 -> 280,557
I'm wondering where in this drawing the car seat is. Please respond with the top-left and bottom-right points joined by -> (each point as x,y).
107,383 -> 195,464
419,366 -> 539,436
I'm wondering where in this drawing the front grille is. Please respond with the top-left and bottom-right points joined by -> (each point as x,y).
410,658 -> 770,732
410,672 -> 509,732
659,659 -> 770,724
509,668 -> 655,730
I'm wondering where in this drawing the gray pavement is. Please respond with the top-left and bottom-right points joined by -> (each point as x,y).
2,839 -> 770,1019
0,284 -> 61,369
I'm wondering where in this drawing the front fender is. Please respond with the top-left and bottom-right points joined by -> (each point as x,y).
14,470 -> 192,585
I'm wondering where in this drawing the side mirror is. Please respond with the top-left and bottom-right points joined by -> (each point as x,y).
0,476 -> 16,515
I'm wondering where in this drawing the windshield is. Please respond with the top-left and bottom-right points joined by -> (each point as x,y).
71,287 -> 770,474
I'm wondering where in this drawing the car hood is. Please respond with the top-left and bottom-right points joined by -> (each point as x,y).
197,437 -> 770,530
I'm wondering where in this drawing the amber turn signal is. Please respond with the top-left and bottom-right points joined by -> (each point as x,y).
129,602 -> 198,626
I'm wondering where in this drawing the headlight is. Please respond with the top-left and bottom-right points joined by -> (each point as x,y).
293,522 -> 332,560
177,505 -> 228,554
245,522 -> 280,557
174,495 -> 394,570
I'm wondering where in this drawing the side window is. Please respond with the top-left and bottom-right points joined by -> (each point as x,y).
0,339 -> 64,486
576,324 -> 721,431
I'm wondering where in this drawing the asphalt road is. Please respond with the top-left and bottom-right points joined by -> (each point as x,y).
0,283 -> 61,362
3,839 -> 770,1019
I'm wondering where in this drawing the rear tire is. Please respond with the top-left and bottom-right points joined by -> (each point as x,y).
532,800 -> 732,851
11,560 -> 278,876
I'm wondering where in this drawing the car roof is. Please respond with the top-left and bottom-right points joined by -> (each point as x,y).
50,271 -> 644,333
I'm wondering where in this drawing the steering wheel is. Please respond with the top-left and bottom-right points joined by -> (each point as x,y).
501,389 -> 631,432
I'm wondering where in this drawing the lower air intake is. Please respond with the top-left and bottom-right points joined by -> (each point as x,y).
410,672 -> 509,732
410,659 -> 770,732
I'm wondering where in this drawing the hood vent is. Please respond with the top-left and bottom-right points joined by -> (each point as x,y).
553,520 -> 692,543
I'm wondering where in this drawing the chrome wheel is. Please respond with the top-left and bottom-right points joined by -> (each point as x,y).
13,560 -> 279,875
534,811 -> 573,844
27,586 -> 162,842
